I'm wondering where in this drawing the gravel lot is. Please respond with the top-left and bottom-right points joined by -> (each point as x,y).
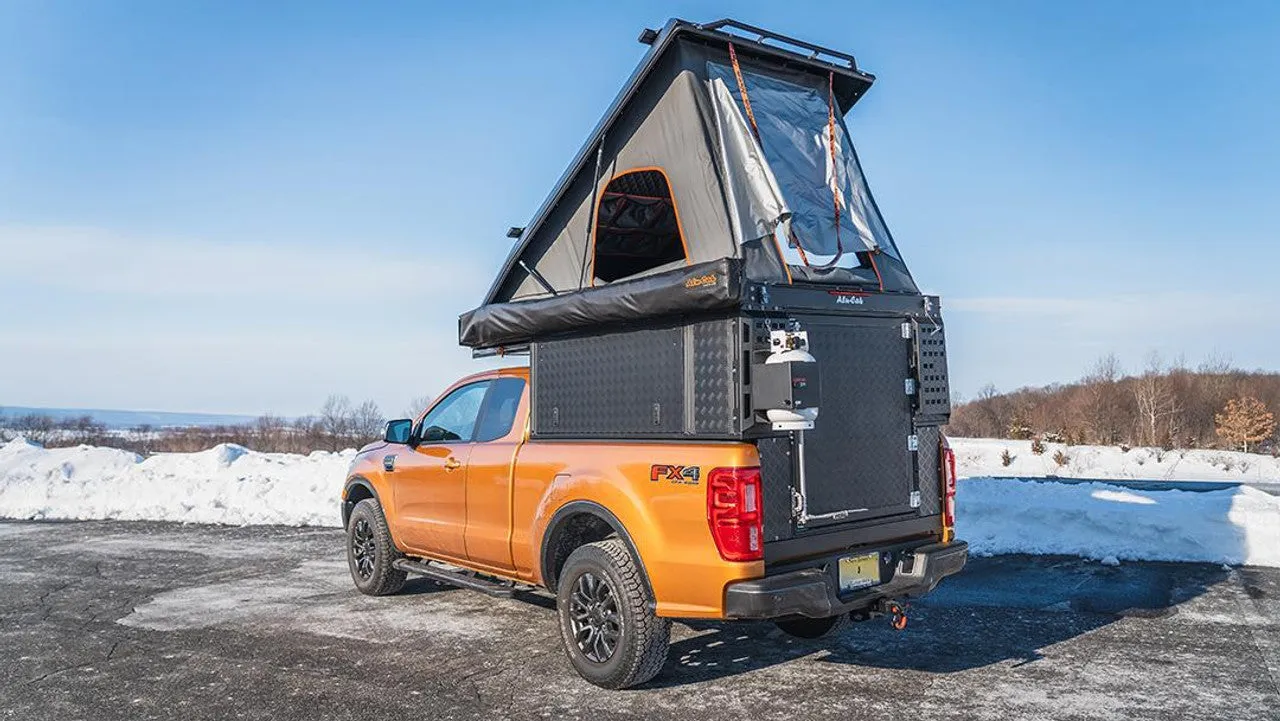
1,520 -> 1277,720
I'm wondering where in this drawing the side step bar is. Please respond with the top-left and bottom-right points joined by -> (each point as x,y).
391,558 -> 519,598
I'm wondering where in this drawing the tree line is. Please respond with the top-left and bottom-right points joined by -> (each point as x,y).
0,394 -> 429,456
947,354 -> 1279,453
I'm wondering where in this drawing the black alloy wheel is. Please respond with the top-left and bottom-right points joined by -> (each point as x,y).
350,517 -> 376,580
568,571 -> 622,663
346,498 -> 407,596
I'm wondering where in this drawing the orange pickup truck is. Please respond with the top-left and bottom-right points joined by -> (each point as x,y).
341,365 -> 966,689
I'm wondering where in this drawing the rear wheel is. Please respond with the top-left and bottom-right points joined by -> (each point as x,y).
556,540 -> 670,689
346,498 -> 406,596
774,613 -> 851,640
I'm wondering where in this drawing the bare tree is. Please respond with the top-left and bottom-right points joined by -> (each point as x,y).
351,400 -> 386,446
319,395 -> 353,452
1132,353 -> 1179,447
1083,353 -> 1125,444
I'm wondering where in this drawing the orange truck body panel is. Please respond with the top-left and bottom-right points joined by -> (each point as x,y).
344,367 -> 766,618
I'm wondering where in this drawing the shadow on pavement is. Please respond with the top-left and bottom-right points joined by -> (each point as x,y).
645,555 -> 1232,688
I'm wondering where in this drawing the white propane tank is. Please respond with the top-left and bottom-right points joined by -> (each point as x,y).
764,329 -> 819,430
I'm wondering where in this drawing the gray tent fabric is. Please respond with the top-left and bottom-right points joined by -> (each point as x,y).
499,46 -> 735,303
706,61 -> 903,265
708,76 -> 790,247
461,20 -> 919,348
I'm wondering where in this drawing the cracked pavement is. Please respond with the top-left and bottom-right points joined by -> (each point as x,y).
1,519 -> 1277,720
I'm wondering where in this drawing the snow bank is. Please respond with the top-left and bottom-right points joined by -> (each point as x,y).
950,437 -> 1280,482
0,438 -> 348,526
956,478 -> 1280,567
3,436 -> 1279,568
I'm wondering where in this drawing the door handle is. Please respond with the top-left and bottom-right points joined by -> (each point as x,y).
443,457 -> 462,471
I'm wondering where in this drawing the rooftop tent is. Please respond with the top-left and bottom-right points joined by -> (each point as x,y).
460,19 -> 917,350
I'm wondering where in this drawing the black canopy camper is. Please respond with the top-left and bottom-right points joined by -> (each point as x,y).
459,19 -> 952,536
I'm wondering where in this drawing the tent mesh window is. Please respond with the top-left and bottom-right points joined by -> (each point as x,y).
592,169 -> 686,283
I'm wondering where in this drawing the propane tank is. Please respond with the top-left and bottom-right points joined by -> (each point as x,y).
763,329 -> 819,430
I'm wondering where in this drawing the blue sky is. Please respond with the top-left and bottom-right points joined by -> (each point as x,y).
1,1 -> 1278,416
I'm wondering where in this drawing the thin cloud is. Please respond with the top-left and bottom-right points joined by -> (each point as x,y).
0,225 -> 487,301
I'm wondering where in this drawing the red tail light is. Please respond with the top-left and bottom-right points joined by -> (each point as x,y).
706,466 -> 764,562
942,438 -> 958,529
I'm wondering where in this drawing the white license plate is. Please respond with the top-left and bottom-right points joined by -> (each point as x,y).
838,552 -> 882,592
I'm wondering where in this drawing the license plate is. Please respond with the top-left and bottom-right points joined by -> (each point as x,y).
838,552 -> 881,593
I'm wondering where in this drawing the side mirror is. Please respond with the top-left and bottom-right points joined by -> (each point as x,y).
384,419 -> 413,444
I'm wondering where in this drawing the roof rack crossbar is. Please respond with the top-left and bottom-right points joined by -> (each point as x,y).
699,19 -> 858,70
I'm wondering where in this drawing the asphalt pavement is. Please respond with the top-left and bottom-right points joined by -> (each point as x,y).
1,520 -> 1277,720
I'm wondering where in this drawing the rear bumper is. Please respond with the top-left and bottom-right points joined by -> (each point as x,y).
723,540 -> 968,620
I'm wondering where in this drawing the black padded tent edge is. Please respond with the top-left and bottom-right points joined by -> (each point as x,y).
459,258 -> 742,349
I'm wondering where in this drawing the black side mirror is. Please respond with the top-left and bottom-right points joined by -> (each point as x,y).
384,418 -> 413,444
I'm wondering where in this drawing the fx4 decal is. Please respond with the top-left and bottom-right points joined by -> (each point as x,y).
650,464 -> 701,485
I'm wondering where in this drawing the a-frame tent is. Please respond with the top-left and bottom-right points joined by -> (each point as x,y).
461,19 -> 918,350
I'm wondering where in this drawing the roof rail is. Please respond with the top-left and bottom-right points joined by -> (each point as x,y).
698,19 -> 859,71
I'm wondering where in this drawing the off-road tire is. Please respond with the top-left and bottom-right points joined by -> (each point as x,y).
346,498 -> 407,596
774,612 -> 852,640
556,540 -> 670,689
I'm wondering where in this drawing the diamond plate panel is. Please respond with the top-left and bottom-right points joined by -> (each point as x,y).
757,436 -> 795,541
799,316 -> 916,517
691,318 -> 739,435
532,326 -> 685,437
915,424 -> 941,517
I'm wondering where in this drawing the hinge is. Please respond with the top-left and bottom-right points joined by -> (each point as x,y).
907,434 -> 919,451
905,378 -> 916,395
909,490 -> 921,508
901,322 -> 912,339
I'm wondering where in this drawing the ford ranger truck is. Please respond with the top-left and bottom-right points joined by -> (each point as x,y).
341,367 -> 967,689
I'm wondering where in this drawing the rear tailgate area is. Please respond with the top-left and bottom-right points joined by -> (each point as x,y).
758,311 -> 949,565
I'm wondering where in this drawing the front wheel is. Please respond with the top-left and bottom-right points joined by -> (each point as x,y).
346,498 -> 406,596
556,540 -> 670,689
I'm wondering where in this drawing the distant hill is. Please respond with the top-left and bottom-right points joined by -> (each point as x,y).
0,406 -> 259,430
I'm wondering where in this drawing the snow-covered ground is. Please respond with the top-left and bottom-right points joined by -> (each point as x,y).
1,436 -> 1278,567
950,437 -> 1280,482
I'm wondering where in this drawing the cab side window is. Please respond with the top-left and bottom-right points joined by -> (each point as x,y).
473,378 -> 527,442
417,382 -> 491,443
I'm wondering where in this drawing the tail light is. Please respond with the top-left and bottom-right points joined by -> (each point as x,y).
941,437 -> 958,533
706,466 -> 764,562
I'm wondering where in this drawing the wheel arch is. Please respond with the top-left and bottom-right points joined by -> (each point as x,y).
342,476 -> 379,529
539,500 -> 654,599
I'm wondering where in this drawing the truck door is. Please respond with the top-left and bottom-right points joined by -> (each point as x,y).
463,377 -> 528,572
392,380 -> 490,561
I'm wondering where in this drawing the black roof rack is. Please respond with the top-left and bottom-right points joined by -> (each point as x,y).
697,19 -> 862,72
